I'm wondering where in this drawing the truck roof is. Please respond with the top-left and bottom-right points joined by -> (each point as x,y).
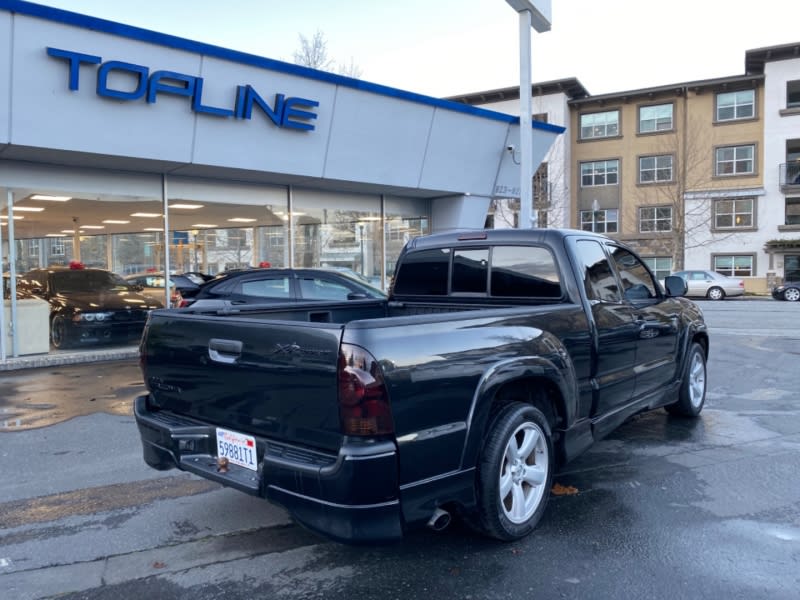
404,228 -> 608,250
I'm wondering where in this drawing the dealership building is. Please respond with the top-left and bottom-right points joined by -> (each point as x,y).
0,0 -> 562,363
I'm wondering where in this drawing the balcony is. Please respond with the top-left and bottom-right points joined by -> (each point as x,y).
780,162 -> 800,192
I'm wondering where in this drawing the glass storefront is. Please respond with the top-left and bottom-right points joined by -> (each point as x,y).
1,173 -> 430,361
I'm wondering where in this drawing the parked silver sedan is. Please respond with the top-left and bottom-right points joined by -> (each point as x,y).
670,270 -> 745,300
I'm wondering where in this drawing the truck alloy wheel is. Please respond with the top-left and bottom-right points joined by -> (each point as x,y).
665,342 -> 706,417
473,403 -> 554,541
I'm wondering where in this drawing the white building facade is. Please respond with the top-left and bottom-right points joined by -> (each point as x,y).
0,0 -> 563,361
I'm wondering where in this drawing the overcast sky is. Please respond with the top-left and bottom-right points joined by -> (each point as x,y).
31,0 -> 800,97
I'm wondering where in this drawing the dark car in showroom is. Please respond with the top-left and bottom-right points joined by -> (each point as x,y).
17,266 -> 164,349
124,271 -> 204,307
772,280 -> 800,302
177,267 -> 386,309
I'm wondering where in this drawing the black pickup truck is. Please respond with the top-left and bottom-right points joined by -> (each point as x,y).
134,228 -> 708,544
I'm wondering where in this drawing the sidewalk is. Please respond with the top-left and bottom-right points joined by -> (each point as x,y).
0,344 -> 138,372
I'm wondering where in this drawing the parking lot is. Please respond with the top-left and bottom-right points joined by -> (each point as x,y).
0,299 -> 798,599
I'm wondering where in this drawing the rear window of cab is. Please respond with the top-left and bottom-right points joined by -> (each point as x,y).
393,245 -> 562,299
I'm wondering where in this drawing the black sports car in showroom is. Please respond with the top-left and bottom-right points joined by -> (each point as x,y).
17,266 -> 164,349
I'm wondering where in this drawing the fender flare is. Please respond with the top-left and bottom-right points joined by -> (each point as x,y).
458,340 -> 579,470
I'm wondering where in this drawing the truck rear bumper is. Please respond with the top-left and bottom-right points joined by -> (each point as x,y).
134,394 -> 404,544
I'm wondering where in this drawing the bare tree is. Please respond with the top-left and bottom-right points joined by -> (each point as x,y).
293,30 -> 362,78
489,161 -> 570,229
293,30 -> 334,71
625,115 -> 748,271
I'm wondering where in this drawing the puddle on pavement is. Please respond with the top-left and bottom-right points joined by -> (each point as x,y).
0,363 -> 145,431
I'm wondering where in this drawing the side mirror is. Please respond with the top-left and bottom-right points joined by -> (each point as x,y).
132,283 -> 144,292
664,275 -> 687,297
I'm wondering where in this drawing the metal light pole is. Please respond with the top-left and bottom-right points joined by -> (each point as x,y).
504,1 -> 551,229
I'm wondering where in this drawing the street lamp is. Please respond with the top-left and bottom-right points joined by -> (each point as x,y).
504,0 -> 551,229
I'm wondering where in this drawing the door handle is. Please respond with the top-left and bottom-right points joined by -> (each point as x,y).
208,338 -> 243,364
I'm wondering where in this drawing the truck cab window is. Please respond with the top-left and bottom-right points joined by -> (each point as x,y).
608,246 -> 658,301
575,240 -> 621,302
453,248 -> 489,294
392,248 -> 450,295
490,246 -> 561,298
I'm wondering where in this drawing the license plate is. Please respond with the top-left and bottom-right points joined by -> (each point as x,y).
215,427 -> 257,471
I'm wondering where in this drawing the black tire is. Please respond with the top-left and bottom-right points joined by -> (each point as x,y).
50,315 -> 71,349
706,286 -> 725,301
665,342 -> 706,417
471,402 -> 554,541
783,287 -> 800,302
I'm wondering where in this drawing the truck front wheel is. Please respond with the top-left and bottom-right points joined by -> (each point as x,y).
472,402 -> 554,541
665,342 -> 706,417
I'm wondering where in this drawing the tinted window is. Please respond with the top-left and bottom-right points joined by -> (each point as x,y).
452,248 -> 488,294
575,240 -> 620,302
393,248 -> 450,295
51,270 -> 131,293
491,246 -> 561,298
299,277 -> 353,301
609,246 -> 658,300
238,277 -> 291,299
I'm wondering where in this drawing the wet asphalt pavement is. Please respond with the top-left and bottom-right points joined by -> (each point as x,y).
0,300 -> 798,599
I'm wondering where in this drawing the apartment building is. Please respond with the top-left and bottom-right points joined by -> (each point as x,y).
745,43 -> 800,286
570,74 -> 765,289
454,42 -> 800,293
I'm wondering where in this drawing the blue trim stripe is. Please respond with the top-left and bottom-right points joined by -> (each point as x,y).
0,0 -> 565,134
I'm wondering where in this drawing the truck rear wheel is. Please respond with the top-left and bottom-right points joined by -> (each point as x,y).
472,402 -> 554,541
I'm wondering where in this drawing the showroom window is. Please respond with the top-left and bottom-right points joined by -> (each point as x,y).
639,206 -> 672,232
580,209 -> 618,234
581,160 -> 619,187
713,255 -> 753,277
639,104 -> 673,133
643,256 -> 672,281
786,80 -> 800,109
715,145 -> 755,176
639,155 -> 673,183
714,198 -> 754,229
580,110 -> 620,140
716,90 -> 755,121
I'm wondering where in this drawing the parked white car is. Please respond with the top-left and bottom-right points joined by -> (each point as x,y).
669,270 -> 745,300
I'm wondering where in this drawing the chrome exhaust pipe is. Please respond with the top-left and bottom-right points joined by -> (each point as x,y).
427,507 -> 451,532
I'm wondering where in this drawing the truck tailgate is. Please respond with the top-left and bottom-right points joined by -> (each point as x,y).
141,311 -> 344,452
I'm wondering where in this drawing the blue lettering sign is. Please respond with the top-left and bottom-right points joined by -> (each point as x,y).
46,47 -> 319,132
96,61 -> 148,100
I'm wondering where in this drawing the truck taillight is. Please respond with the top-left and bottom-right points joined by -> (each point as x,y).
338,343 -> 393,436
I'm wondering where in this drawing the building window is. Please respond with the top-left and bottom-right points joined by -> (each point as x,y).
532,112 -> 548,123
639,206 -> 672,232
714,198 -> 754,229
786,197 -> 800,225
580,110 -> 619,139
580,209 -> 618,234
639,104 -> 673,133
639,155 -> 673,183
715,144 -> 754,176
714,255 -> 753,277
50,239 -> 65,256
643,256 -> 673,281
580,159 -> 619,187
788,80 -> 800,109
28,240 -> 39,258
716,90 -> 755,121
